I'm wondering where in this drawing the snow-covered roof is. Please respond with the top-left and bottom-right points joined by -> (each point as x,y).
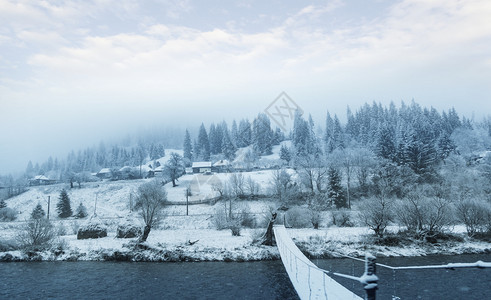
213,160 -> 230,167
192,162 -> 212,168
98,168 -> 112,174
32,175 -> 50,181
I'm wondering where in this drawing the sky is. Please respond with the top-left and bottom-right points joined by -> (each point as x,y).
1,0 -> 491,175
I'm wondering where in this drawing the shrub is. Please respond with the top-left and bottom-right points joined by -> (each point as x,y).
17,218 -> 56,250
395,195 -> 455,235
358,197 -> 394,237
331,209 -> 354,227
285,207 -> 311,228
309,209 -> 321,229
455,199 -> 491,237
0,207 -> 17,221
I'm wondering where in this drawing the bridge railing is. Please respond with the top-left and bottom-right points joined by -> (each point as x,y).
274,225 -> 362,300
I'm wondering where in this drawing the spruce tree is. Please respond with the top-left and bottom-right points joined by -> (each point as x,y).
327,167 -> 346,208
183,129 -> 193,166
222,129 -> 236,160
57,189 -> 72,218
197,123 -> 210,161
31,202 -> 46,219
74,202 -> 88,218
280,144 -> 291,164
0,199 -> 6,209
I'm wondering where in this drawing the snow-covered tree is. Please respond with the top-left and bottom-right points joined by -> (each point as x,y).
197,123 -> 211,161
31,203 -> 46,219
279,144 -> 292,164
74,202 -> 88,219
327,167 -> 346,208
164,152 -> 185,187
57,189 -> 72,218
183,129 -> 193,166
135,180 -> 167,242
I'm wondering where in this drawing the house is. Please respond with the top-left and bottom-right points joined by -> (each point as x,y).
212,160 -> 231,173
29,175 -> 56,186
96,168 -> 113,180
192,162 -> 212,173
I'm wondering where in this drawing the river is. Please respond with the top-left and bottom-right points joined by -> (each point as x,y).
0,254 -> 489,299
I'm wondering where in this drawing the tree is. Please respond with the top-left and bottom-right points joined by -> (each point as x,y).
183,129 -> 193,166
327,167 -> 346,208
221,129 -> 237,161
17,218 -> 55,249
74,202 -> 88,218
358,197 -> 394,237
57,189 -> 72,218
197,123 -> 210,161
135,180 -> 167,242
0,199 -> 6,209
279,144 -> 292,164
31,203 -> 46,219
252,113 -> 273,155
164,153 -> 185,187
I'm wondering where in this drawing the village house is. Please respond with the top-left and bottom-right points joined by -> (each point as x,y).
29,175 -> 56,186
192,161 -> 212,174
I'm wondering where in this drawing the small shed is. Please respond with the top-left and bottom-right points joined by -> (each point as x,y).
192,162 -> 212,174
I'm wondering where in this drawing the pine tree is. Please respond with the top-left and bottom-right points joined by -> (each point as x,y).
222,129 -> 237,160
74,202 -> 88,218
252,113 -> 273,155
231,120 -> 239,146
57,189 -> 72,218
197,124 -> 210,161
327,167 -> 346,208
183,129 -> 193,166
0,199 -> 7,209
237,119 -> 252,147
279,144 -> 291,164
209,124 -> 217,155
31,203 -> 46,219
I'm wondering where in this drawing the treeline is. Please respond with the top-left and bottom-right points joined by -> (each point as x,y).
182,113 -> 285,165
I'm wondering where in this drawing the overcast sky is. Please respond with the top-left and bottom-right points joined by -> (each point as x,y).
1,0 -> 491,175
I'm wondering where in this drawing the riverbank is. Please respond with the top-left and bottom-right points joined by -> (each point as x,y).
1,226 -> 489,262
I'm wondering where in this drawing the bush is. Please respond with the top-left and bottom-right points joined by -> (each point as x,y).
309,209 -> 321,229
331,209 -> 354,227
395,195 -> 455,235
77,217 -> 108,239
17,218 -> 56,250
0,207 -> 17,221
358,197 -> 394,237
212,203 -> 246,235
455,199 -> 491,237
285,207 -> 311,228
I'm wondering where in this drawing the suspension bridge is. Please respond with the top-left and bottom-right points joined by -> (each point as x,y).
273,224 -> 491,300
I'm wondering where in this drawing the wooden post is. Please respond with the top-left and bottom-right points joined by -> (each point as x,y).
186,188 -> 189,216
362,253 -> 378,300
261,212 -> 277,246
47,196 -> 50,220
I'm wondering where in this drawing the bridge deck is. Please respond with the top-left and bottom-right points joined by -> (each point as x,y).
274,225 -> 362,300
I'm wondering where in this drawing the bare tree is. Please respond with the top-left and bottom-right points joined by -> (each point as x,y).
228,172 -> 245,198
135,180 -> 167,242
358,196 -> 394,237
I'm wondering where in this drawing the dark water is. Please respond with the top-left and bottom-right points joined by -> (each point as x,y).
0,261 -> 299,300
314,254 -> 491,300
0,254 -> 489,300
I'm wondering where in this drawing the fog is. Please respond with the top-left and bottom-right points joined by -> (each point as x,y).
1,0 -> 491,175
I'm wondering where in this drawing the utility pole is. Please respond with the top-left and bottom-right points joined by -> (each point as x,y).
94,194 -> 98,216
47,196 -> 50,219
